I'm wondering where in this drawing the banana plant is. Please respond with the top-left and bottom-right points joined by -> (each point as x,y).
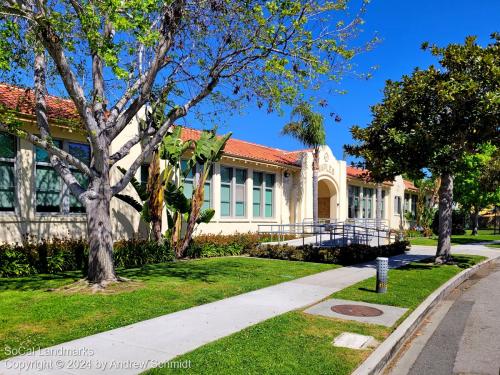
115,166 -> 152,231
166,128 -> 231,258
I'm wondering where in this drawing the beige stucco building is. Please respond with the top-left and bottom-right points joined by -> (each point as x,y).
0,84 -> 418,243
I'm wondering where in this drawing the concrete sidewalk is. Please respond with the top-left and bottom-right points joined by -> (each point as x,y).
1,245 -> 497,375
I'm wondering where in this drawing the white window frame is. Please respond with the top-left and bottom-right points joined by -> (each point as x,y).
0,133 -> 18,214
349,185 -> 375,219
252,171 -> 275,219
348,185 -> 360,219
220,165 -> 247,218
380,190 -> 386,219
362,187 -> 374,219
394,196 -> 402,215
181,160 -> 213,210
34,140 -> 89,215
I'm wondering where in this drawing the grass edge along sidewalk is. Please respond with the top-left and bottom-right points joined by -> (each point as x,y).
145,254 -> 485,375
409,229 -> 499,246
0,257 -> 338,361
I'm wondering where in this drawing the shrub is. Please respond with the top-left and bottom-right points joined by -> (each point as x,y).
114,239 -> 173,268
0,237 -> 87,277
432,210 -> 466,235
248,241 -> 410,266
0,237 -> 174,277
0,245 -> 34,277
404,229 -> 423,238
187,232 -> 280,258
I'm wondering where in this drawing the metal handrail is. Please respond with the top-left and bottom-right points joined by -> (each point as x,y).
258,220 -> 394,247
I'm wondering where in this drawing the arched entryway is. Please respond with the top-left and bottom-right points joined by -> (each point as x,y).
318,178 -> 338,220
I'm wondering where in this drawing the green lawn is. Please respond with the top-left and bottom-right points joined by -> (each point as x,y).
486,243 -> 500,248
0,257 -> 337,360
332,254 -> 485,310
147,254 -> 485,375
409,229 -> 500,246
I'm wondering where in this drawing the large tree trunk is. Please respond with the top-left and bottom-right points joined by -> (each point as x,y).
312,148 -> 319,223
376,183 -> 383,229
87,141 -> 116,284
471,206 -> 479,235
436,172 -> 454,263
87,180 -> 116,284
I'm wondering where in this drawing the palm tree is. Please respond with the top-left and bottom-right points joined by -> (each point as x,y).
282,102 -> 326,223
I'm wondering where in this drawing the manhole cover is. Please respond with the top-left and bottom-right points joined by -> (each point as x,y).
331,304 -> 384,317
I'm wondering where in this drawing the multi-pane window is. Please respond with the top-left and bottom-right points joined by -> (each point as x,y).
348,185 -> 360,218
349,185 -> 376,219
0,132 -> 16,212
181,160 -> 212,210
404,193 -> 418,218
380,190 -> 386,218
362,187 -> 373,218
394,196 -> 402,215
411,195 -> 417,216
220,166 -> 246,217
35,140 -> 90,213
253,172 -> 275,218
235,169 -> 246,216
404,193 -> 411,213
220,166 -> 232,216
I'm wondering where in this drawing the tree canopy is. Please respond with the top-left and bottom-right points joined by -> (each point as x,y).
345,34 -> 500,181
345,34 -> 500,261
454,143 -> 500,212
0,0 -> 375,284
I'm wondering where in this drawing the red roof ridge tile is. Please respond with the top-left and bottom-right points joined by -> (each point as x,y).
0,83 -> 75,106
179,125 -> 302,154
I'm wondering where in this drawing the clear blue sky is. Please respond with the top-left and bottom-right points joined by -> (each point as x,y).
186,0 -> 500,161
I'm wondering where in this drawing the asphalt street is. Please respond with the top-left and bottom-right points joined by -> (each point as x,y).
388,259 -> 500,375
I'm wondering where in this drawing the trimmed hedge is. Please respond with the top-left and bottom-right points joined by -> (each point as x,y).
1,232 -> 397,277
114,239 -> 173,268
0,237 -> 173,277
0,238 -> 87,277
248,241 -> 410,265
187,232 -> 296,258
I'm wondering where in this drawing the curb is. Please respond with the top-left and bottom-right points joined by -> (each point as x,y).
351,254 -> 500,375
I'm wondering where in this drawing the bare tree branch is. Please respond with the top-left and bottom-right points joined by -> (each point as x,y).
111,75 -> 218,195
107,0 -> 185,140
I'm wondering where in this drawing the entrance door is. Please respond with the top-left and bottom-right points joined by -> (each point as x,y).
318,197 -> 330,219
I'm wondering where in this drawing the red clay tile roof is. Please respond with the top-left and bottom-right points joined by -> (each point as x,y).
0,83 -> 303,167
346,166 -> 368,179
0,83 -> 79,122
404,179 -> 418,192
346,166 -> 394,186
180,127 -> 303,167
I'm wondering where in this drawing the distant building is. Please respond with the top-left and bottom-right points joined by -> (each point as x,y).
0,84 -> 418,242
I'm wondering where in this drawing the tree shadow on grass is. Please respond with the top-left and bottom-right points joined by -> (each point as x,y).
0,272 -> 82,291
118,259 -> 248,283
0,259 -> 272,292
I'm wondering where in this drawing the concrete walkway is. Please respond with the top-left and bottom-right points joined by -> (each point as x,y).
1,245 -> 497,375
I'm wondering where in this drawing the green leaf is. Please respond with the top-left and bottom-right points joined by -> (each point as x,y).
196,209 -> 215,224
117,166 -> 148,201
115,194 -> 143,213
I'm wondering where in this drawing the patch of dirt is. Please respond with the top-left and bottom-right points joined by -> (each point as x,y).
49,278 -> 144,295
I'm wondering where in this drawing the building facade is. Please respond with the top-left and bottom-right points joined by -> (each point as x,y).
0,84 -> 418,243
